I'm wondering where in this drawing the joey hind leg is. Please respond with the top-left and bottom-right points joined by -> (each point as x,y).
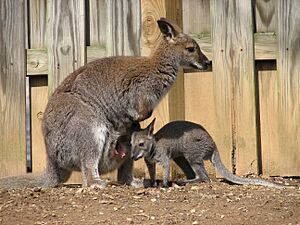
177,162 -> 210,185
173,157 -> 196,179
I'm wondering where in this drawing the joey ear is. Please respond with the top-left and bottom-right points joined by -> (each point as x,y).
157,17 -> 182,40
146,118 -> 156,136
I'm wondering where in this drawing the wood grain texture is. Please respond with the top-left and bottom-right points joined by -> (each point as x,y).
27,49 -> 48,75
210,0 -> 258,175
89,0 -> 141,57
47,0 -> 86,94
184,72 -> 217,177
257,63 -> 279,175
26,33 -> 277,76
142,0 -> 186,180
141,0 -> 166,56
182,0 -> 211,34
29,0 -> 47,48
0,0 -> 26,177
255,0 -> 277,32
274,0 -> 300,175
47,0 -> 86,183
30,77 -> 48,173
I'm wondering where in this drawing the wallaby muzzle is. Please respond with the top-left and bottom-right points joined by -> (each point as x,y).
131,150 -> 144,161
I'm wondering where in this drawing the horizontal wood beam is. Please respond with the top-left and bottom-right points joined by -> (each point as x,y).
190,32 -> 276,61
27,33 -> 276,75
27,46 -> 106,75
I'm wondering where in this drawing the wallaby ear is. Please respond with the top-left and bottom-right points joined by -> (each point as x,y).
157,17 -> 182,40
146,118 -> 156,136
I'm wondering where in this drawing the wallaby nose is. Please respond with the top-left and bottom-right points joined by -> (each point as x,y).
203,59 -> 211,70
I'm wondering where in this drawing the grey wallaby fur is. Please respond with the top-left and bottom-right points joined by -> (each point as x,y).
131,119 -> 293,189
0,18 -> 209,189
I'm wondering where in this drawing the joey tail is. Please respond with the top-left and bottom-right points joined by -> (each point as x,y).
211,150 -> 294,189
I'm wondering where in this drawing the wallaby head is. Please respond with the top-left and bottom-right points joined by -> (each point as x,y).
157,18 -> 210,70
131,118 -> 156,161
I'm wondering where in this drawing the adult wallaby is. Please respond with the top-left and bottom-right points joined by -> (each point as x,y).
0,18 -> 209,188
131,119 -> 292,189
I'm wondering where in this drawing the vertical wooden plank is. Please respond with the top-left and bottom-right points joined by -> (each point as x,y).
182,0 -> 210,34
30,77 -> 48,173
211,0 -> 258,175
255,0 -> 277,33
47,0 -> 86,183
257,63 -> 280,175
29,0 -> 47,48
89,0 -> 141,57
28,0 -> 48,175
273,0 -> 300,175
141,0 -> 167,179
165,0 -> 184,122
0,0 -> 26,177
47,0 -> 86,94
141,0 -> 166,57
182,0 -> 216,177
141,0 -> 186,180
184,72 -> 216,177
165,0 -> 185,179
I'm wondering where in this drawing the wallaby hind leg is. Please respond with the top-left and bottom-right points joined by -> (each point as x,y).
44,161 -> 72,187
173,157 -> 196,179
81,165 -> 89,187
90,165 -> 107,188
177,162 -> 210,185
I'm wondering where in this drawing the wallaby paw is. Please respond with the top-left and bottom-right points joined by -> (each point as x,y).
130,178 -> 144,188
90,180 -> 107,189
143,179 -> 157,188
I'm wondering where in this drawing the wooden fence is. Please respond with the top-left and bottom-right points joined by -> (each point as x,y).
0,0 -> 299,183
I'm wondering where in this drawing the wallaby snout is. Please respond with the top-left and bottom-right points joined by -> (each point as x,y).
131,149 -> 144,161
198,50 -> 210,70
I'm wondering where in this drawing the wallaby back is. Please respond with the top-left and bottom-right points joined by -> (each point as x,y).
131,119 -> 293,189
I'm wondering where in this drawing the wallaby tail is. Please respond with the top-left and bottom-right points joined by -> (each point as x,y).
211,150 -> 294,189
0,165 -> 70,189
0,172 -> 49,189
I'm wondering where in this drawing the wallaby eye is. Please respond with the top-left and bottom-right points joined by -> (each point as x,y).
186,47 -> 195,53
138,142 -> 145,147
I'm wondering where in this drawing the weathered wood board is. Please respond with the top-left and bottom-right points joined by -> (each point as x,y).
259,0 -> 300,176
0,0 -> 26,177
210,0 -> 258,175
47,0 -> 86,94
30,77 -> 48,173
89,0 -> 141,57
184,72 -> 217,177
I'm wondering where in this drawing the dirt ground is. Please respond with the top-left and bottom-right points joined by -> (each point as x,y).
0,178 -> 299,225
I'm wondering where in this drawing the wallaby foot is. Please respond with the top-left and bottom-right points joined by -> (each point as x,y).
129,177 -> 144,188
176,177 -> 211,186
90,180 -> 107,189
142,178 -> 157,188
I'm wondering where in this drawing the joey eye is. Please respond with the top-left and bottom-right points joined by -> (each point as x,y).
186,47 -> 195,53
138,142 -> 145,147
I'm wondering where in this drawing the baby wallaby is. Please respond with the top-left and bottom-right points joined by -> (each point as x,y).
131,119 -> 292,189
0,18 -> 209,188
